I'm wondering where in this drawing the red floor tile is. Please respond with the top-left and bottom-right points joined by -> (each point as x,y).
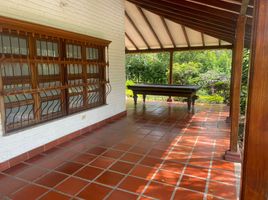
55,177 -> 88,195
212,160 -> 235,172
95,171 -> 125,186
119,176 -> 148,193
11,184 -> 47,200
107,190 -> 138,200
102,149 -> 124,159
78,183 -> 112,200
55,162 -> 83,175
184,165 -> 209,179
39,191 -> 70,200
153,170 -> 180,185
87,146 -> 107,155
166,152 -> 189,163
109,161 -> 134,174
130,165 -> 157,180
160,160 -> 185,174
112,143 -> 132,151
147,148 -> 168,158
17,166 -> 48,181
120,153 -> 143,163
174,187 -> 204,200
210,169 -> 236,185
90,156 -> 116,169
72,153 -> 97,164
208,181 -> 237,199
0,103 -> 240,200
0,174 -> 27,196
143,181 -> 174,200
74,166 -> 103,180
179,175 -> 207,193
35,172 -> 68,188
140,156 -> 163,168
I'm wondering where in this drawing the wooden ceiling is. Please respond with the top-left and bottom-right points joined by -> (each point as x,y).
125,0 -> 254,53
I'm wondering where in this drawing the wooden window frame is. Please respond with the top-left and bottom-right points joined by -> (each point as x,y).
0,17 -> 111,134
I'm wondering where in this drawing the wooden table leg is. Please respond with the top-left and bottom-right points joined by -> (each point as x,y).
187,97 -> 192,111
143,94 -> 146,103
133,92 -> 138,105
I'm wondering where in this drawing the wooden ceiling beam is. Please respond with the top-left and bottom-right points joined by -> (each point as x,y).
131,3 -> 236,37
181,25 -> 190,47
125,11 -> 150,49
160,0 -> 238,20
125,32 -> 139,50
161,17 -> 176,48
133,5 -> 235,42
136,7 -> 163,48
128,0 -> 237,31
185,0 -> 253,16
125,45 -> 233,54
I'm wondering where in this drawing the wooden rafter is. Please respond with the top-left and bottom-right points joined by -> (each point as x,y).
126,45 -> 233,54
127,0 -> 237,43
129,0 -> 237,31
161,17 -> 176,47
181,25 -> 190,47
136,7 -> 163,48
184,0 -> 253,16
125,11 -> 150,49
125,32 -> 139,50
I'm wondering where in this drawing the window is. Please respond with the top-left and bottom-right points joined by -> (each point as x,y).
0,17 -> 111,133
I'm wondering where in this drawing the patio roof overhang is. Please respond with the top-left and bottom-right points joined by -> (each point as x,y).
125,0 -> 253,53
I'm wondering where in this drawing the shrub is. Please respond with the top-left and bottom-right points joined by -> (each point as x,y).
126,80 -> 135,97
198,95 -> 224,104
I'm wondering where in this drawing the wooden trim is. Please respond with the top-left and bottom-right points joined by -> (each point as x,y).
125,45 -> 233,54
125,32 -> 139,50
181,26 -> 190,47
125,11 -> 150,49
161,17 -> 176,48
241,0 -> 268,198
0,16 -> 111,45
136,7 -> 163,48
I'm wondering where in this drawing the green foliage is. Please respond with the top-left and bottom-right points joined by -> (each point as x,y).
198,95 -> 224,104
126,80 -> 135,97
126,50 -> 233,104
240,49 -> 250,115
171,62 -> 200,85
126,53 -> 169,84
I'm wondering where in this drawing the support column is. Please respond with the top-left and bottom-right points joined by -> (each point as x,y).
241,1 -> 268,198
224,16 -> 246,162
226,50 -> 236,123
167,51 -> 174,102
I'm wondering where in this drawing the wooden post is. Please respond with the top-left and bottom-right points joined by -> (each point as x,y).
167,51 -> 174,102
241,1 -> 268,198
224,15 -> 246,162
226,49 -> 236,123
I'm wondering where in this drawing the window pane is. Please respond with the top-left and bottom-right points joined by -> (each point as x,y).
36,40 -> 59,57
66,44 -> 81,59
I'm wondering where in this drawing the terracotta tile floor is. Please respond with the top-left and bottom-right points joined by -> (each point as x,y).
0,101 -> 241,200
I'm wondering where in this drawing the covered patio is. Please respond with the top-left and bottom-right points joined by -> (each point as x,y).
0,101 -> 240,199
0,0 -> 267,199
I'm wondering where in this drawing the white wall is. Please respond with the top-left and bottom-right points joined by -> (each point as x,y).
0,0 -> 126,162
